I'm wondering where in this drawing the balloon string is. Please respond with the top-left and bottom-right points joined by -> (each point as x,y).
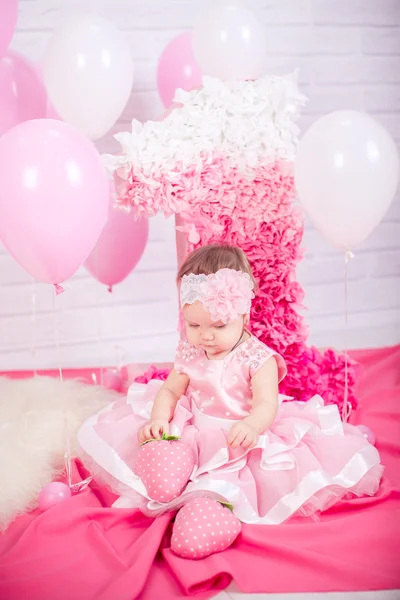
343,250 -> 354,423
31,280 -> 37,377
52,290 -> 72,489
99,304 -> 104,386
97,248 -> 104,386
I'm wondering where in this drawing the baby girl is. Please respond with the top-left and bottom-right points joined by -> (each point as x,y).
78,244 -> 382,558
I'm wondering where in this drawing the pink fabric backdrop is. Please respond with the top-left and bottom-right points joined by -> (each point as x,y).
0,345 -> 399,599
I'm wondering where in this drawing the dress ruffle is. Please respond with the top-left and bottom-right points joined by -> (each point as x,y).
78,380 -> 383,525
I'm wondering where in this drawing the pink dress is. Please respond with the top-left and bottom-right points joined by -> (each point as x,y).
78,336 -> 383,524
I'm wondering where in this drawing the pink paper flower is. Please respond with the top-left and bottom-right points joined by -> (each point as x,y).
134,365 -> 170,384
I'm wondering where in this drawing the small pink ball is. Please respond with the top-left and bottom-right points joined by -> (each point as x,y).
38,482 -> 71,511
103,369 -> 122,392
357,425 -> 376,446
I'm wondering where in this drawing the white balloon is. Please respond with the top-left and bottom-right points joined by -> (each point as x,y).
192,0 -> 266,80
43,15 -> 134,140
295,110 -> 400,249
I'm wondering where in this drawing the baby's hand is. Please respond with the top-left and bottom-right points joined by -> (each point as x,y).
138,419 -> 169,444
227,421 -> 258,449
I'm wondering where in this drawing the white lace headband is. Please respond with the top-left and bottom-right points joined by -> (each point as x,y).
180,268 -> 255,324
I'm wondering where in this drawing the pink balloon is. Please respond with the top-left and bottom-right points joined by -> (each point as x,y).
84,202 -> 149,290
0,50 -> 48,137
157,32 -> 202,108
0,119 -> 109,284
38,482 -> 71,511
0,0 -> 17,59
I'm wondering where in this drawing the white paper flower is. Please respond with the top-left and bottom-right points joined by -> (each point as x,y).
103,74 -> 307,185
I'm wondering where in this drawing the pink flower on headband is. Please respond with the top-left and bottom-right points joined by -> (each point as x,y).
200,269 -> 255,323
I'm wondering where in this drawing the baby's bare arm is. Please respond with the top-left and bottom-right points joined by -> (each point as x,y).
227,358 -> 279,449
150,369 -> 190,422
244,357 -> 279,433
138,370 -> 190,442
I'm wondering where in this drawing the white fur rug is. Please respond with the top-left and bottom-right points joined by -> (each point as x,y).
0,376 -> 117,530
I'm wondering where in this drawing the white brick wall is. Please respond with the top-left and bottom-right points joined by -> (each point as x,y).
1,0 -> 399,370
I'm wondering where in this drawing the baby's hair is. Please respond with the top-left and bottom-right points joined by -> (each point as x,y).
177,244 -> 257,291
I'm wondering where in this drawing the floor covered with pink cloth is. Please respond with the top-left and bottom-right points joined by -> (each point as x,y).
0,345 -> 399,600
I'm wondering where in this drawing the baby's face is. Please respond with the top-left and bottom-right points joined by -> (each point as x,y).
183,301 -> 246,358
